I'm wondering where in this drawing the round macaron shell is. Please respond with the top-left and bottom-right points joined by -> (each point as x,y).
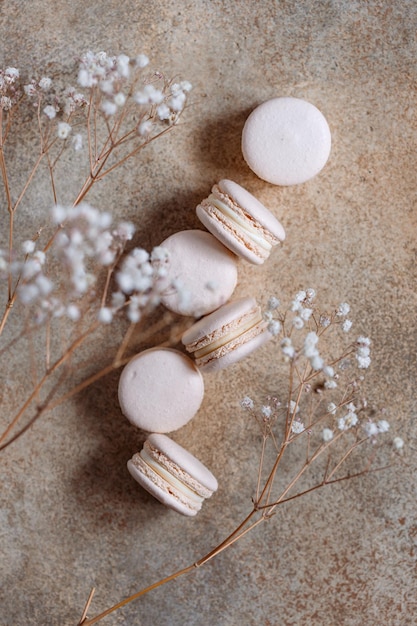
242,97 -> 331,186
118,348 -> 204,433
196,180 -> 285,265
157,229 -> 238,317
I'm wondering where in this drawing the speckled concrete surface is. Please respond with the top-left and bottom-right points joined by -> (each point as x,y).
1,2 -> 416,625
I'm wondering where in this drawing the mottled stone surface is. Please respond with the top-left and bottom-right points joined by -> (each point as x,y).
1,2 -> 416,625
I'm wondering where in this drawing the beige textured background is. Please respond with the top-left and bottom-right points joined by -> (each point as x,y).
1,1 -> 416,625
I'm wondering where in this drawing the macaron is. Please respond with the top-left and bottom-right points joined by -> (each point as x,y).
128,433 -> 218,516
242,96 -> 331,186
118,348 -> 204,433
154,229 -> 238,317
196,179 -> 285,265
182,297 -> 271,372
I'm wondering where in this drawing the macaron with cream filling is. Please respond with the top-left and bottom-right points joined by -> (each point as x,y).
127,433 -> 218,516
196,179 -> 285,265
182,297 -> 272,372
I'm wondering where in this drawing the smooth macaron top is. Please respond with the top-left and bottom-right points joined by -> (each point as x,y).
155,229 -> 238,317
118,348 -> 204,433
196,179 -> 285,265
242,96 -> 331,186
182,297 -> 271,372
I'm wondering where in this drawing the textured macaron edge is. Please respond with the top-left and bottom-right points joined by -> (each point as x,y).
196,179 -> 285,265
198,327 -> 272,373
217,179 -> 286,240
127,457 -> 199,516
182,297 -> 272,371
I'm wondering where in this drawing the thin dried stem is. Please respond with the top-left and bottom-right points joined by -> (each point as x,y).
78,588 -> 95,626
0,320 -> 99,447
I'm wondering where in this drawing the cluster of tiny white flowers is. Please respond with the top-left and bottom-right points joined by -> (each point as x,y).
263,295 -> 282,336
0,66 -> 20,110
24,75 -> 53,98
61,86 -> 88,116
52,203 -> 119,297
322,427 -> 334,442
241,396 -> 255,410
356,336 -> 371,369
135,80 -> 192,124
76,50 -> 192,127
362,419 -> 390,438
303,331 -> 323,370
337,403 -> 359,431
242,290 -> 404,459
14,243 -> 54,310
7,203 -> 172,326
114,244 -> 170,323
290,288 -> 315,329
291,419 -> 305,434
78,50 -> 126,89
23,74 -> 87,135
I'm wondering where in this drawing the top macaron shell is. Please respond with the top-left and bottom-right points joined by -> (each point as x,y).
196,179 -> 285,265
146,434 -> 218,494
242,97 -> 331,186
118,348 -> 204,433
182,297 -> 272,373
156,229 -> 238,317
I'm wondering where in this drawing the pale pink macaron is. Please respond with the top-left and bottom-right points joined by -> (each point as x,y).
182,297 -> 272,373
118,348 -> 204,433
196,179 -> 285,265
242,96 -> 331,186
128,433 -> 218,516
154,229 -> 238,317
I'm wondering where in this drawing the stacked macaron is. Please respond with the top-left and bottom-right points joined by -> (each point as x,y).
120,96 -> 331,516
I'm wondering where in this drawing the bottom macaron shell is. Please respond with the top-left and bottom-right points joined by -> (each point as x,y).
198,327 -> 272,373
127,458 -> 199,517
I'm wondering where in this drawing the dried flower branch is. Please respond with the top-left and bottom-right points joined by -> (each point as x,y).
0,51 -> 191,449
77,290 -> 402,625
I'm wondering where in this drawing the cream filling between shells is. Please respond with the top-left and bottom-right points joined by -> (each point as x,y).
138,448 -> 205,505
206,193 -> 273,252
191,308 -> 265,361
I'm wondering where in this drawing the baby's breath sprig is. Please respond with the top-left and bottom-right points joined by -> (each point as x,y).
0,50 -> 191,338
77,290 -> 403,626
0,51 -> 191,450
